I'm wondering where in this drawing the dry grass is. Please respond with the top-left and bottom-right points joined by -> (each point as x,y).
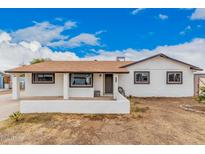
0,97 -> 205,144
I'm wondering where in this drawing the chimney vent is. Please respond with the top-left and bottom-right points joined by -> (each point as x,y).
116,56 -> 126,61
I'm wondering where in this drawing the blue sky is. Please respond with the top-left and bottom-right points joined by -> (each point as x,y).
0,8 -> 205,71
0,8 -> 204,56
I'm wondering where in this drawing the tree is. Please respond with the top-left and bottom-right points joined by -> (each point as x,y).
30,58 -> 51,64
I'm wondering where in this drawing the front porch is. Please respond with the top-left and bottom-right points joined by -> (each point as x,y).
10,72 -> 130,114
11,72 -> 120,100
20,95 -> 115,101
19,92 -> 129,114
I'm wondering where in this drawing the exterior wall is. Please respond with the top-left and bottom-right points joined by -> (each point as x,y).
63,73 -> 69,99
113,74 -> 118,99
25,73 -> 103,97
119,56 -> 195,97
24,56 -> 195,98
25,73 -> 63,96
12,75 -> 20,99
69,88 -> 94,97
93,73 -> 103,96
20,92 -> 130,114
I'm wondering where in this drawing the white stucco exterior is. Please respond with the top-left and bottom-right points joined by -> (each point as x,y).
12,74 -> 20,100
69,88 -> 94,97
93,73 -> 104,96
113,74 -> 118,99
25,73 -> 104,98
118,56 -> 195,97
22,56 -> 197,98
63,73 -> 69,99
20,91 -> 130,114
25,73 -> 63,96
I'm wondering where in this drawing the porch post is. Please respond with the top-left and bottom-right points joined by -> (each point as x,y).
63,73 -> 69,99
12,74 -> 20,100
113,74 -> 119,99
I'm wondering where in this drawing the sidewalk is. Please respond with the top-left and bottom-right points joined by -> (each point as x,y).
0,94 -> 19,121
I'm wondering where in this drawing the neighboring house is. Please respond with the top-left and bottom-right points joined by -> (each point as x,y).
3,74 -> 11,89
0,72 -> 3,89
5,53 -> 203,114
0,72 -> 11,89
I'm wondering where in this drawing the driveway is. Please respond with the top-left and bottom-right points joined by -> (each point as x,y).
0,94 -> 19,121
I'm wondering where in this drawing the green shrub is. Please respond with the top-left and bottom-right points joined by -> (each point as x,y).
198,87 -> 205,103
134,106 -> 149,113
9,112 -> 23,122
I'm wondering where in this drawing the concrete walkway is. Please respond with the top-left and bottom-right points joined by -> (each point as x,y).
0,94 -> 19,121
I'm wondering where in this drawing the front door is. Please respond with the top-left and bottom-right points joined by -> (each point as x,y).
105,74 -> 113,94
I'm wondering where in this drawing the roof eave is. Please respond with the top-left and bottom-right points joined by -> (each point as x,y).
190,67 -> 203,71
120,53 -> 203,71
5,71 -> 130,74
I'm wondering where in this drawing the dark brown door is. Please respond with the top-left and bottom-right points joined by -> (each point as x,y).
105,74 -> 113,94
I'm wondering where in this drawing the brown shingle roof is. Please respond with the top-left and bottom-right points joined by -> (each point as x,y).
5,61 -> 133,73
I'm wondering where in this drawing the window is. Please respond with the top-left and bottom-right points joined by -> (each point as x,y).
70,73 -> 93,87
32,73 -> 55,84
134,71 -> 150,84
167,71 -> 183,84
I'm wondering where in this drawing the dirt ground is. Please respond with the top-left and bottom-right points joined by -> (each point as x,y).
0,97 -> 205,145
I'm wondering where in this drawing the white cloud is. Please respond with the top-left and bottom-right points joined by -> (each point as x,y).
11,21 -> 77,46
19,41 -> 42,52
64,21 -> 77,29
85,38 -> 205,69
0,33 -> 79,71
67,33 -> 100,47
1,19 -> 105,50
95,30 -> 106,35
158,14 -> 168,20
179,25 -> 192,35
1,28 -> 205,74
131,9 -> 145,15
9,20 -> 101,49
190,8 -> 205,20
0,32 -> 11,43
48,33 -> 100,48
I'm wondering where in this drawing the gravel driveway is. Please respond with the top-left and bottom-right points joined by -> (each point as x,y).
0,94 -> 19,121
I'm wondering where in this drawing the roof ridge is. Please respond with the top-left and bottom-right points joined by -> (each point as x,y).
45,60 -> 133,62
120,53 -> 203,71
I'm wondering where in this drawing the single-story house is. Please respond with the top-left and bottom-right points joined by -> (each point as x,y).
5,53 -> 203,114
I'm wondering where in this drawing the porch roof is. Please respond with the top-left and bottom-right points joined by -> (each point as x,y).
5,61 -> 133,74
